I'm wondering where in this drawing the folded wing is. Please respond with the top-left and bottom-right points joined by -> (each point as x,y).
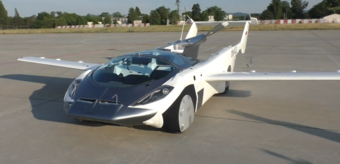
205,72 -> 340,81
18,57 -> 101,70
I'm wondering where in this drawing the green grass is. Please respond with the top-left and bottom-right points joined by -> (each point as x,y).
1,23 -> 340,34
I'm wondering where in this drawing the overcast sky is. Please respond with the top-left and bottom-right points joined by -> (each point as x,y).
2,0 -> 322,17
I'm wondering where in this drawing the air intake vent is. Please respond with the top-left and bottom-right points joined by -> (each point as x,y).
78,98 -> 97,103
99,100 -> 120,105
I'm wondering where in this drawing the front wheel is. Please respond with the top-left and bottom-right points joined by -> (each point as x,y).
162,93 -> 195,133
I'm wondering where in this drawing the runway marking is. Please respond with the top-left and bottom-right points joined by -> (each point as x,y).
320,48 -> 340,68
310,31 -> 340,68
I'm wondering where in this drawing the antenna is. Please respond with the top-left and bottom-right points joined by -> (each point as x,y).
180,7 -> 187,41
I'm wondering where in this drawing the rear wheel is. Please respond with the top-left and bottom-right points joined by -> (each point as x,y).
223,81 -> 230,94
162,92 -> 195,133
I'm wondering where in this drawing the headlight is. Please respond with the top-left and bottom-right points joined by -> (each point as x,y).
134,86 -> 174,105
67,79 -> 82,100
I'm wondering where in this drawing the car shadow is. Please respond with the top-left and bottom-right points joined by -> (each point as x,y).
0,74 -> 97,126
261,149 -> 312,164
0,74 -> 164,131
214,89 -> 252,98
229,110 -> 340,143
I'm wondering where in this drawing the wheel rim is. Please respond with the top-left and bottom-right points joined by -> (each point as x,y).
178,95 -> 195,132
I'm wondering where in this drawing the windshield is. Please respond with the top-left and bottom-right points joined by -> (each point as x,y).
92,56 -> 175,87
124,50 -> 198,68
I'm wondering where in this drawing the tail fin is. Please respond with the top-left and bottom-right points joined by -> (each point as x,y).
238,22 -> 250,54
184,17 -> 198,39
184,16 -> 258,40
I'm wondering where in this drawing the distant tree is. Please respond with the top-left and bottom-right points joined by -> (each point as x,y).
142,14 -> 150,23
34,12 -> 53,28
205,6 -> 226,21
324,0 -> 340,7
128,7 -> 137,23
233,16 -> 245,20
100,12 -> 110,17
169,10 -> 180,24
112,12 -> 122,18
308,1 -> 333,18
55,18 -> 67,26
103,16 -> 111,24
56,11 -> 63,17
23,15 -> 36,28
214,9 -> 226,21
244,15 -> 250,20
281,1 -> 292,19
250,13 -> 261,19
149,10 -> 161,25
99,12 -> 111,24
267,0 -> 282,19
200,11 -> 209,21
77,16 -> 87,25
192,3 -> 201,21
183,11 -> 192,19
64,13 -> 80,25
36,12 -> 52,21
260,9 -> 275,20
0,0 -> 8,28
156,6 -> 170,25
85,14 -> 99,24
50,11 -> 56,17
291,0 -> 308,18
135,7 -> 142,16
12,8 -> 23,28
6,16 -> 12,27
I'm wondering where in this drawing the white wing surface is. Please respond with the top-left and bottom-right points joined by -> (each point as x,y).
205,72 -> 340,81
195,17 -> 258,27
18,57 -> 101,70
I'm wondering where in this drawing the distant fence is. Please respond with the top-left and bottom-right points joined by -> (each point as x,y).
259,18 -> 340,24
174,18 -> 340,26
56,23 -> 150,29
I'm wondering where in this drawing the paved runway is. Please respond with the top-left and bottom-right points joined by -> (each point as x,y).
0,30 -> 340,164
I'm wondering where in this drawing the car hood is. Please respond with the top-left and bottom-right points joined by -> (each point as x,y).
73,71 -> 177,106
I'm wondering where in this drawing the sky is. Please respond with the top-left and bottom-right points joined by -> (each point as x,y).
2,0 -> 322,17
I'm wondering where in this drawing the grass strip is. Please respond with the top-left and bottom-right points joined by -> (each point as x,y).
1,24 -> 340,34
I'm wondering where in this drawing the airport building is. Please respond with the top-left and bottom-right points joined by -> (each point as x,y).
323,14 -> 340,23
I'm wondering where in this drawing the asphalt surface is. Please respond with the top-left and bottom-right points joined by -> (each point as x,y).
0,30 -> 340,164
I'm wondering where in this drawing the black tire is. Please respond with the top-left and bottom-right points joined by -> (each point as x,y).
223,81 -> 230,94
222,66 -> 232,94
217,81 -> 229,95
162,90 -> 195,133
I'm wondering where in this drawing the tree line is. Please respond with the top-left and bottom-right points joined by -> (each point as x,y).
0,1 -> 231,29
1,0 -> 339,29
260,0 -> 340,20
134,4 -> 230,25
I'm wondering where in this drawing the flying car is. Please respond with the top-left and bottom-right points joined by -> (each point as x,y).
18,17 -> 340,133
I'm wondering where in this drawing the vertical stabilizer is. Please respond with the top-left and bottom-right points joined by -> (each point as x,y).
185,18 -> 198,39
239,22 -> 250,54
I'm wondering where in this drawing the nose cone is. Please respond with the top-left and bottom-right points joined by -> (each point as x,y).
65,99 -> 157,126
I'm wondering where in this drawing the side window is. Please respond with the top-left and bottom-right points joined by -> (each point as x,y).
150,59 -> 174,80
